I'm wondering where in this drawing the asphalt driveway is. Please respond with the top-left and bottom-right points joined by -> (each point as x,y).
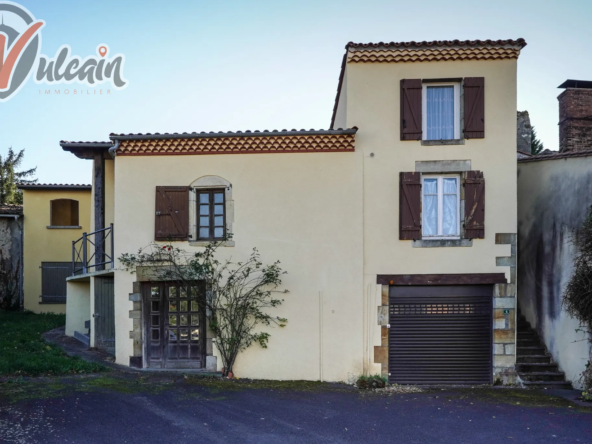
1,374 -> 591,444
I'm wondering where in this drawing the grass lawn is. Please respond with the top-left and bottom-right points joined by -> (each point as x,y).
0,310 -> 107,377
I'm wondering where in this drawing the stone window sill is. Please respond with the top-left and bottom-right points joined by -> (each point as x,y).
47,225 -> 82,229
189,241 -> 235,248
412,239 -> 473,248
421,139 -> 465,146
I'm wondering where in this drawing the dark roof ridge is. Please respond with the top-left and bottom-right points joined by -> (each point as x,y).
346,38 -> 527,50
17,183 -> 92,190
109,128 -> 358,141
517,149 -> 592,163
59,141 -> 113,148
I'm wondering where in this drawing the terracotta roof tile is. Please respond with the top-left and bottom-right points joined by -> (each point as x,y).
347,47 -> 521,63
116,132 -> 356,156
517,149 -> 592,163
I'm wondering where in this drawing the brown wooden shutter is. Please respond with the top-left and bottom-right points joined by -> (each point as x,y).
464,171 -> 485,239
399,172 -> 422,240
155,186 -> 190,241
464,77 -> 485,139
400,79 -> 422,140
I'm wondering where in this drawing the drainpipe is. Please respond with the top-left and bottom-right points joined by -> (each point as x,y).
108,140 -> 120,158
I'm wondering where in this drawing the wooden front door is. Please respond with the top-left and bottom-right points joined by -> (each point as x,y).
143,282 -> 206,369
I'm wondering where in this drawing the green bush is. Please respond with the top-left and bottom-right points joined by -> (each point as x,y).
356,374 -> 387,390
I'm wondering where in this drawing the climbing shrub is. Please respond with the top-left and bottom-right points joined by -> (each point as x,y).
563,206 -> 592,392
120,238 -> 288,377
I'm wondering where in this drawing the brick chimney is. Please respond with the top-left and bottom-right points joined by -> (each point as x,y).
558,79 -> 592,152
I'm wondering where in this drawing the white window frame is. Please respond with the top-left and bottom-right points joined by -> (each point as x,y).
422,82 -> 461,141
421,174 -> 461,239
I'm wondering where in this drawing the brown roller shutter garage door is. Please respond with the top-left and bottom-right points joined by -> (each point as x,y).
389,285 -> 492,385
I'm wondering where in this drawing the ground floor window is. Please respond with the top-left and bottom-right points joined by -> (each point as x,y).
40,262 -> 71,303
422,175 -> 460,238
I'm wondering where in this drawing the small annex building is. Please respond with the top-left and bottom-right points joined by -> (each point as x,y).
17,183 -> 91,314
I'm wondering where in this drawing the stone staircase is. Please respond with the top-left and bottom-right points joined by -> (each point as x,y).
516,313 -> 572,389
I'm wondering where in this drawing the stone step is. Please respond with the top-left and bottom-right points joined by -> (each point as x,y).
516,362 -> 559,373
517,346 -> 547,356
518,372 -> 566,382
521,380 -> 573,390
516,355 -> 552,364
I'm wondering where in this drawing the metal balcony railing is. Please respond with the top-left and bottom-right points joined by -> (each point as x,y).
72,224 -> 114,276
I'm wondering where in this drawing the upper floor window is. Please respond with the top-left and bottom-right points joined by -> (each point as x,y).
50,199 -> 79,227
400,77 -> 484,142
422,175 -> 460,238
422,83 -> 460,141
197,190 -> 226,240
154,177 -> 234,246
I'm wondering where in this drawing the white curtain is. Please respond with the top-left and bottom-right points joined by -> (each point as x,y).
426,86 -> 454,140
422,179 -> 438,236
442,178 -> 458,235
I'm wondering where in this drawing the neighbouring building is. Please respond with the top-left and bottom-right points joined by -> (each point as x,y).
58,38 -> 525,384
518,80 -> 592,390
18,183 -> 91,314
0,204 -> 23,309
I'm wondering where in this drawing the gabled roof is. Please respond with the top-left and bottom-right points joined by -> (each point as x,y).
517,149 -> 592,163
17,183 -> 92,191
330,38 -> 527,128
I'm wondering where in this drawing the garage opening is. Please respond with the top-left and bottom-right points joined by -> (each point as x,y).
389,285 -> 492,385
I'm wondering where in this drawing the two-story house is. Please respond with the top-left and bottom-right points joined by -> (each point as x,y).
60,38 -> 525,384
18,183 -> 91,314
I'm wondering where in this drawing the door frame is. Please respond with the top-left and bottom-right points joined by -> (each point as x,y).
142,281 -> 207,369
93,276 -> 115,355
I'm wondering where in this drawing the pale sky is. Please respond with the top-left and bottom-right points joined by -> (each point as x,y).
1,0 -> 591,184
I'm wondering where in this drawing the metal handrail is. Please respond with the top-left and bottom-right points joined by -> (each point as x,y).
72,223 -> 114,275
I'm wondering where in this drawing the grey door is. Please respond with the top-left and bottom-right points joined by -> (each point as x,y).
143,282 -> 206,369
389,285 -> 492,385
94,277 -> 115,355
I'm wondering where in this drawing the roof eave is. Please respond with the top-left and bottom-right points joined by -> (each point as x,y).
60,141 -> 113,159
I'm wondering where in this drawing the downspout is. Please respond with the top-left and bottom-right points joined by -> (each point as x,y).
108,140 -> 120,158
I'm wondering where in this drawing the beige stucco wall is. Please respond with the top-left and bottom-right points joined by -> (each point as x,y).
89,56 -> 519,381
342,58 -> 518,374
65,280 -> 91,336
518,157 -> 592,389
22,189 -> 91,313
112,152 -> 364,381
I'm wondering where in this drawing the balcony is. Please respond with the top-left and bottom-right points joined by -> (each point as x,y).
72,224 -> 114,276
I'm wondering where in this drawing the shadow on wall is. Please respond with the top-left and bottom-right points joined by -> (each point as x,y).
518,168 -> 592,385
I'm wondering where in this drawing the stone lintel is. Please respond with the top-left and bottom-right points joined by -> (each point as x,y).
377,306 -> 389,326
374,345 -> 388,364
